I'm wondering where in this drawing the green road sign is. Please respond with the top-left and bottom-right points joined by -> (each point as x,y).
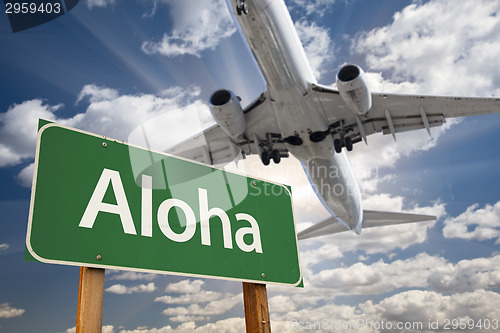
26,122 -> 302,286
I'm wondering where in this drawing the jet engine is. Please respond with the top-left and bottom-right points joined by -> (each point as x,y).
209,89 -> 246,139
336,64 -> 372,115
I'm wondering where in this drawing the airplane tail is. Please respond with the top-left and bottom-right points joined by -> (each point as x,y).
297,210 -> 436,240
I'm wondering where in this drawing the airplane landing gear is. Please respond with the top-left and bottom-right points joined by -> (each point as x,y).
332,121 -> 354,153
261,151 -> 270,166
345,137 -> 353,151
256,133 -> 288,166
260,149 -> 282,165
272,149 -> 281,164
237,1 -> 248,15
334,139 -> 342,154
334,137 -> 353,153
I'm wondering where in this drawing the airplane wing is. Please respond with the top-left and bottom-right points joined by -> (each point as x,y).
311,84 -> 500,145
167,84 -> 500,163
297,210 -> 436,240
166,92 -> 285,164
166,124 -> 240,165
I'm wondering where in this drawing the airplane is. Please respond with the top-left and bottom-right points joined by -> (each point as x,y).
167,0 -> 500,240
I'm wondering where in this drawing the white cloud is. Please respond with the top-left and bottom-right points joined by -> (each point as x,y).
158,279 -> 242,323
290,0 -> 336,17
276,254 -> 500,310
105,282 -> 156,294
0,303 -> 25,318
360,289 -> 500,331
267,255 -> 500,332
348,118 -> 461,182
298,243 -> 343,277
363,71 -> 421,95
162,294 -> 242,318
0,100 -> 61,167
272,302 -> 369,333
443,201 -> 500,243
269,295 -> 297,313
141,0 -> 235,57
169,315 -> 209,323
108,271 -> 158,281
85,0 -> 115,10
141,0 -> 159,19
155,291 -> 221,305
64,325 -> 115,333
363,193 -> 405,211
354,0 -> 500,97
0,84 -> 211,187
294,20 -> 333,79
427,255 -> 500,293
298,199 -> 444,259
309,253 -> 445,295
0,244 -> 9,251
76,84 -> 119,104
347,219 -> 435,255
68,84 -> 210,147
62,254 -> 500,330
105,288 -> 500,332
165,279 -> 205,294
118,318 -> 245,333
15,162 -> 34,188
102,325 -> 115,333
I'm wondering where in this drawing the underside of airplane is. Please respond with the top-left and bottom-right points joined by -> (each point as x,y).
166,0 -> 500,239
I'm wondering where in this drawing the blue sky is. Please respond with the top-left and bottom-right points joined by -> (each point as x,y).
1,0 -> 500,332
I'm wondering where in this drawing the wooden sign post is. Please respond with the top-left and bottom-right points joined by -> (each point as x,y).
242,282 -> 271,333
76,267 -> 105,333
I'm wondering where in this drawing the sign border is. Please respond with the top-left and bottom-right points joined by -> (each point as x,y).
26,121 -> 303,287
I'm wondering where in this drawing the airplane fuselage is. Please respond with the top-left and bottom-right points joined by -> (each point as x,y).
226,0 -> 363,232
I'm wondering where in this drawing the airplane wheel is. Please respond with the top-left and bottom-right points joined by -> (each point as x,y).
345,137 -> 353,151
272,150 -> 281,164
236,4 -> 248,15
261,151 -> 270,166
334,139 -> 342,153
